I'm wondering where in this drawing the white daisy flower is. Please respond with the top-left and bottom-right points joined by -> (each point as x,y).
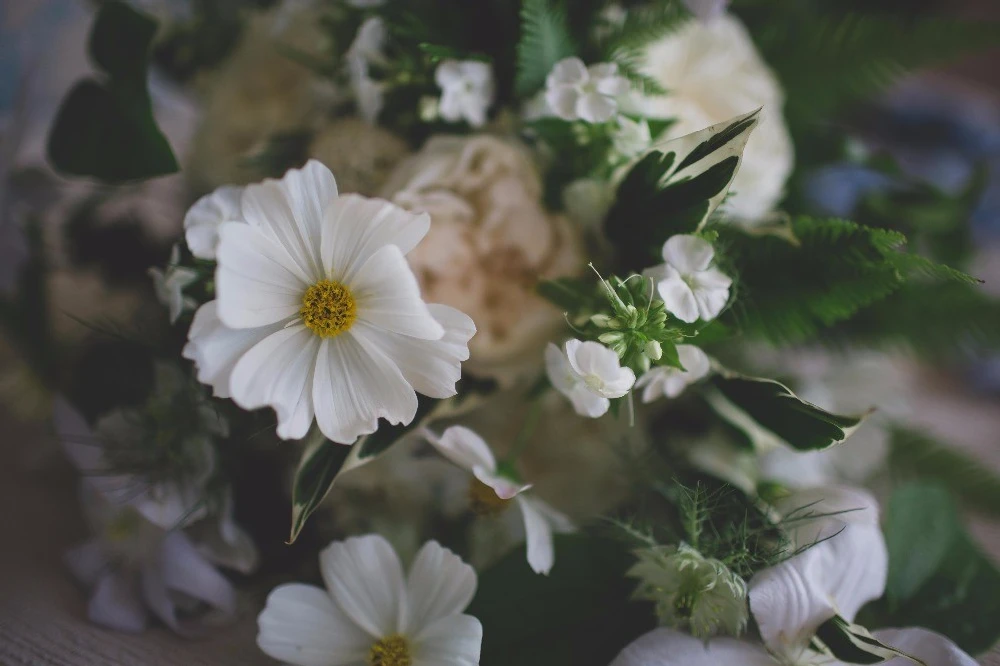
545,339 -> 636,418
635,344 -> 711,402
644,235 -> 732,323
424,426 -> 573,575
182,160 -> 476,444
435,60 -> 495,128
545,57 -> 629,124
257,534 -> 482,666
149,245 -> 199,324
183,185 -> 243,260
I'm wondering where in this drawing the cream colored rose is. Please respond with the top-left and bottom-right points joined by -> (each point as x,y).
381,135 -> 584,384
637,14 -> 794,223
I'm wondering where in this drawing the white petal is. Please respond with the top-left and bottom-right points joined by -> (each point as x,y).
545,342 -> 578,395
321,535 -> 407,637
663,234 -> 715,273
229,324 -> 320,440
576,91 -> 617,123
88,570 -> 149,633
595,74 -> 629,98
352,304 -> 473,400
438,90 -> 464,123
547,57 -> 588,87
696,266 -> 733,290
601,366 -> 637,398
240,160 -> 335,279
565,339 -> 621,382
657,273 -> 699,323
872,628 -> 977,666
159,531 -> 237,619
546,86 -> 581,120
676,344 -> 711,381
351,244 -> 444,340
636,369 -> 667,403
184,185 -> 243,260
611,628 -> 774,666
215,222 -> 309,329
257,583 -> 371,666
321,193 -> 430,285
404,541 -> 477,632
517,496 -> 557,575
183,301 -> 284,399
568,385 -> 611,418
312,332 -> 418,444
473,467 -> 531,501
424,425 -> 497,474
411,614 -> 482,666
435,60 -> 463,88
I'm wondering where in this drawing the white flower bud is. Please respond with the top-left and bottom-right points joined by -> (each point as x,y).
645,340 -> 663,361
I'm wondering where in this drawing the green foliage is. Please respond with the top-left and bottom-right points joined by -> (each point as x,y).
813,616 -> 926,665
599,1 -> 688,59
48,1 -> 178,183
753,13 -> 1000,123
704,373 -> 867,451
717,217 -> 977,345
863,482 -> 1000,655
515,0 -> 576,97
467,534 -> 655,666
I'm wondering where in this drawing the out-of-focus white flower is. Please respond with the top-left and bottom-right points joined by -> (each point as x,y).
546,340 -> 636,418
149,246 -> 198,324
347,17 -> 389,123
545,57 -> 629,123
424,426 -> 573,575
635,344 -> 710,401
257,535 -> 482,666
435,60 -> 495,128
183,186 -> 243,261
683,0 -> 730,21
183,160 -> 475,444
644,235 -> 731,323
562,178 -> 614,230
637,14 -> 793,222
612,116 -> 652,159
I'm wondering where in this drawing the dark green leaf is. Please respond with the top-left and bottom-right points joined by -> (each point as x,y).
814,616 -> 926,665
89,0 -> 157,85
537,277 -> 600,312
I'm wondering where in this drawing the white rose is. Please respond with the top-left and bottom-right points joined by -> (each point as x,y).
381,135 -> 584,385
636,14 -> 794,223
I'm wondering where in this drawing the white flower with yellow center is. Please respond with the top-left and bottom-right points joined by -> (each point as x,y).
257,534 -> 482,666
545,339 -> 636,418
545,57 -> 629,124
635,344 -> 711,401
644,235 -> 731,323
183,160 -> 476,444
424,426 -> 573,575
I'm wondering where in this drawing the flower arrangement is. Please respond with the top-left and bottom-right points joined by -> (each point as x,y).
4,0 -> 1000,665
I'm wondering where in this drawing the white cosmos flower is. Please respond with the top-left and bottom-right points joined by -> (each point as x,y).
545,57 -> 629,123
435,60 -> 495,128
257,534 -> 482,666
182,160 -> 476,444
545,340 -> 636,418
183,185 -> 243,260
424,426 -> 573,575
644,234 -> 731,323
635,344 -> 710,402
149,245 -> 198,324
612,486 -> 977,666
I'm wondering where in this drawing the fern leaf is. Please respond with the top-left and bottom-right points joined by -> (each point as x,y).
599,1 -> 690,62
515,0 -> 576,97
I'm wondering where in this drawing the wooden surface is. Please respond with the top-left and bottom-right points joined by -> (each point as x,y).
0,372 -> 998,665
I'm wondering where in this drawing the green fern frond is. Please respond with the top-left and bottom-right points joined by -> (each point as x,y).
515,0 -> 576,97
600,1 -> 690,61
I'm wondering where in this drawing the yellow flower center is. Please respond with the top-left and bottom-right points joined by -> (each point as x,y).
468,478 -> 512,517
300,279 -> 357,338
368,635 -> 411,666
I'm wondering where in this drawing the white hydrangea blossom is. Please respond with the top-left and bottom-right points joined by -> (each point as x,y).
545,57 -> 629,123
435,60 -> 495,127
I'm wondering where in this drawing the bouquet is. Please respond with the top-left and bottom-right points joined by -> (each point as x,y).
4,0 -> 1000,664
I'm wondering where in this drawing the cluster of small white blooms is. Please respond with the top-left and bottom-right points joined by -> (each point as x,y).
635,344 -> 711,402
181,160 -> 475,444
423,426 -> 573,575
257,534 -> 482,666
435,59 -> 495,127
628,542 -> 748,639
644,235 -> 732,323
546,339 -> 636,418
347,17 -> 389,123
545,57 -> 630,123
149,245 -> 198,324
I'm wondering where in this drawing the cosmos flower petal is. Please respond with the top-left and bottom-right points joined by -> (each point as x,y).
88,570 -> 150,634
612,629 -> 773,666
184,185 -> 243,260
405,541 -> 477,631
425,425 -> 498,474
517,495 -> 557,575
320,535 -> 407,638
257,584 -> 371,666
411,614 -> 483,666
351,244 -> 445,340
872,628 -> 977,666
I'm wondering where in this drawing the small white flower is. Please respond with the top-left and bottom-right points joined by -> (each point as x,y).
612,115 -> 652,159
183,185 -> 243,260
347,17 -> 389,123
257,534 -> 482,666
546,339 -> 636,418
424,426 -> 573,575
636,344 -> 711,402
183,160 -> 476,444
545,57 -> 629,123
644,235 -> 732,323
435,60 -> 495,128
149,246 -> 199,324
